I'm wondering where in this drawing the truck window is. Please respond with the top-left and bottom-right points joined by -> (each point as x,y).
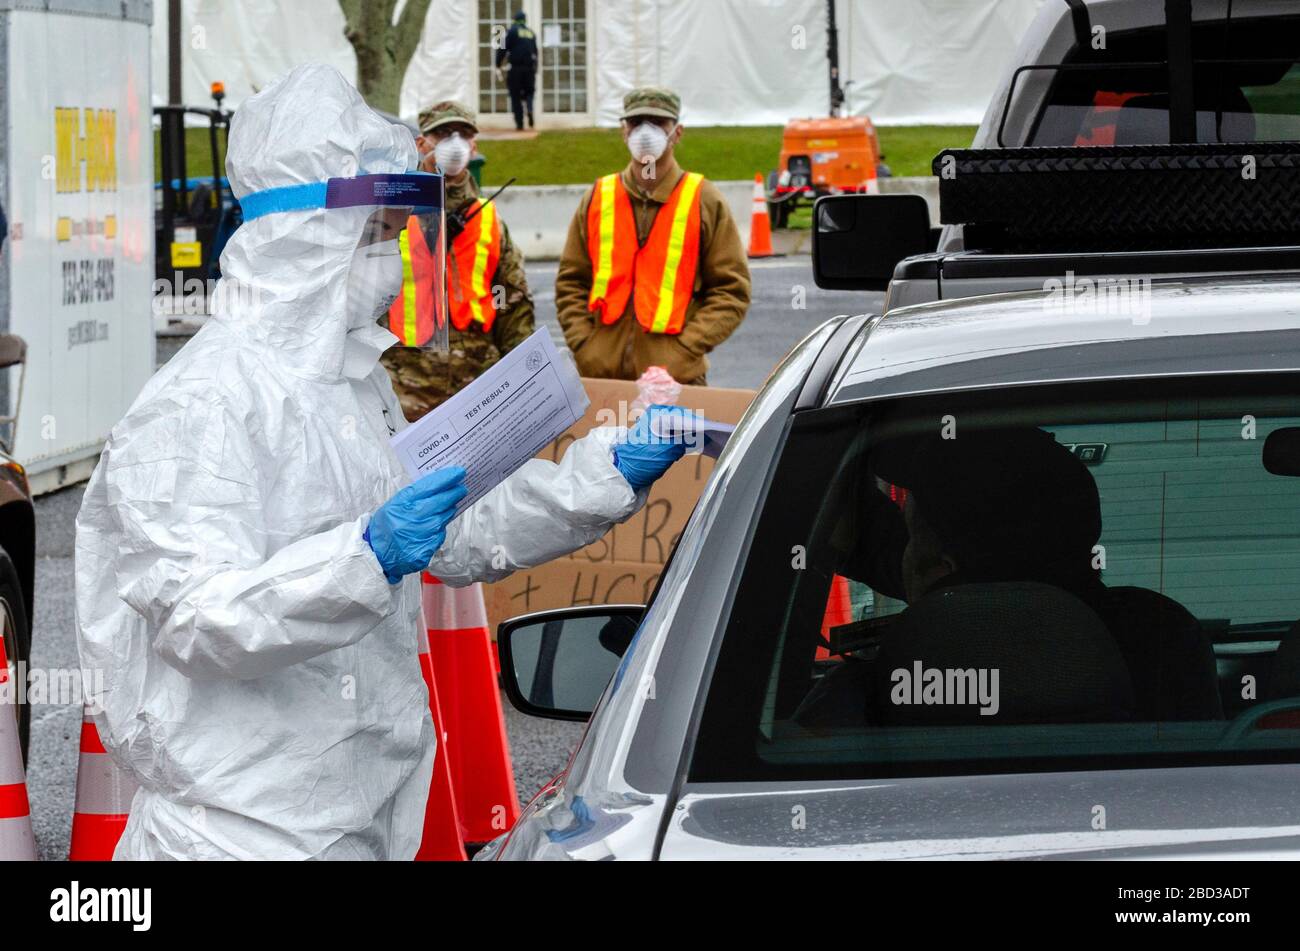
690,375 -> 1300,782
1022,16 -> 1300,146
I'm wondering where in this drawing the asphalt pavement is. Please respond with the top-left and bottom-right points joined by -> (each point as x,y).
26,256 -> 879,859
525,257 -> 876,389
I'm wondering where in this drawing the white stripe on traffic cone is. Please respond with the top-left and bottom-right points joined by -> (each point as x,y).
69,709 -> 139,860
421,577 -> 490,632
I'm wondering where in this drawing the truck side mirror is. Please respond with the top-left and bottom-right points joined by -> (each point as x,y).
812,194 -> 933,291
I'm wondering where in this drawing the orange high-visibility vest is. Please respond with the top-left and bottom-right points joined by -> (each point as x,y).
388,215 -> 443,347
448,199 -> 502,333
586,171 -> 705,334
388,202 -> 503,343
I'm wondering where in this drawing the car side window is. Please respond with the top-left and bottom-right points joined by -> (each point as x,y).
690,379 -> 1300,783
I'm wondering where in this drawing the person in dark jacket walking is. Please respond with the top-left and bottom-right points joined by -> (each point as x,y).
495,10 -> 538,130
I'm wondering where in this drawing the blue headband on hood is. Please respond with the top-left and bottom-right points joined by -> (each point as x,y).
239,172 -> 443,221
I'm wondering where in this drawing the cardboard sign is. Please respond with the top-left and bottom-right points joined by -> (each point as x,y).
481,377 -> 755,632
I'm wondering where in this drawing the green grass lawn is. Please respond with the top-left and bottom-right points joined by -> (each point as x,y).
876,124 -> 978,176
157,123 -> 976,187
476,123 -> 977,186
154,129 -> 229,185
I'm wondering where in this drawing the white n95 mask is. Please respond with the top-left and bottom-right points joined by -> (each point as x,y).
346,238 -> 404,324
434,134 -> 472,177
628,122 -> 671,163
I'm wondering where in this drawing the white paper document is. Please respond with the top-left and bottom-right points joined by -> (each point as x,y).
650,412 -> 736,459
389,327 -> 590,515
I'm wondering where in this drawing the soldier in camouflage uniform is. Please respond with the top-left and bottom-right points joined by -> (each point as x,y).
381,100 -> 535,421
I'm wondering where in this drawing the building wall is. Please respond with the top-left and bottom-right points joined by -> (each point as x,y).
153,0 -> 1045,128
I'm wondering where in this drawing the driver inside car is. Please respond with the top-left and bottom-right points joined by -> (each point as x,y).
797,428 -> 1221,727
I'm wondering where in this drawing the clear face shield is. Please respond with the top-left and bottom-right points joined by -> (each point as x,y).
239,171 -> 449,353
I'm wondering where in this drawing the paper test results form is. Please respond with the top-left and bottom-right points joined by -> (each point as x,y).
389,327 -> 591,516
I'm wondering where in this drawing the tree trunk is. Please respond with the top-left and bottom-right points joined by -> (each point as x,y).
339,0 -> 435,114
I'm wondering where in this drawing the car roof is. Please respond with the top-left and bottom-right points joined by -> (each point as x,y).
828,277 -> 1300,406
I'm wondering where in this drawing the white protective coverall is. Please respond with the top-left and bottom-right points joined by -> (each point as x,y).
73,64 -> 645,860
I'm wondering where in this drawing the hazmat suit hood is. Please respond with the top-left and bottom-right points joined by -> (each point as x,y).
218,63 -> 419,381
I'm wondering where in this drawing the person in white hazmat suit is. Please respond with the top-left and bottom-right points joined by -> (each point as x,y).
74,64 -> 688,860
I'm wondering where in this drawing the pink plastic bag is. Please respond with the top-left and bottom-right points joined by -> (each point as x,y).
631,366 -> 683,415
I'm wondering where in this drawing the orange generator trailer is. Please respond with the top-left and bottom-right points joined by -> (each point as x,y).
769,116 -> 888,228
767,0 -> 892,228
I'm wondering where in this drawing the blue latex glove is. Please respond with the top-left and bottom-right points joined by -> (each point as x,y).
613,405 -> 690,490
366,467 -> 468,584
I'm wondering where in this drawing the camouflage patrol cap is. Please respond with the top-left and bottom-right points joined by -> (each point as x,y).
621,86 -> 681,122
418,100 -> 479,135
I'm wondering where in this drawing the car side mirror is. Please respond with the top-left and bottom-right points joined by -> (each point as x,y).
812,194 -> 933,291
498,604 -> 645,721
0,333 -> 28,454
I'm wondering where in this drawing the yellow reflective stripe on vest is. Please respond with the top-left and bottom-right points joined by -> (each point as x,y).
650,172 -> 704,333
398,227 -> 419,345
591,174 -> 619,302
467,200 -> 495,326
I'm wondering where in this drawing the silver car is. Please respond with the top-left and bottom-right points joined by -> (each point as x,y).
480,279 -> 1300,860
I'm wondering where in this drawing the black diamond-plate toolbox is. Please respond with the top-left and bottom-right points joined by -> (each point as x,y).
934,143 -> 1300,253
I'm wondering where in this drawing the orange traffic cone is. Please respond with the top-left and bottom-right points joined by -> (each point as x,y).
422,573 -> 520,845
0,640 -> 35,860
818,574 -> 854,660
415,626 -> 467,861
69,709 -> 139,860
748,173 -> 775,258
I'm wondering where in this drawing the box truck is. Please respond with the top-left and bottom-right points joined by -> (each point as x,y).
1,0 -> 155,495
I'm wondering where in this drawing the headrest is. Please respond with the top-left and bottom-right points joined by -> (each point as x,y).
871,428 -> 1101,582
1113,89 -> 1256,146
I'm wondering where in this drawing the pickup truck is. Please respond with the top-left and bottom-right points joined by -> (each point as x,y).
816,0 -> 1300,310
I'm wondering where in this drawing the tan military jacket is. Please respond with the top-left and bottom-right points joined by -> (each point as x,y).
554,156 -> 751,385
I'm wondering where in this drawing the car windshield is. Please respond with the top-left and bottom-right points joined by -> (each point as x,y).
690,375 -> 1300,782
1016,15 -> 1300,146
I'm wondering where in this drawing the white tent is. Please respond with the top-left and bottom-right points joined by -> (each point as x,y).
152,0 -> 1045,127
